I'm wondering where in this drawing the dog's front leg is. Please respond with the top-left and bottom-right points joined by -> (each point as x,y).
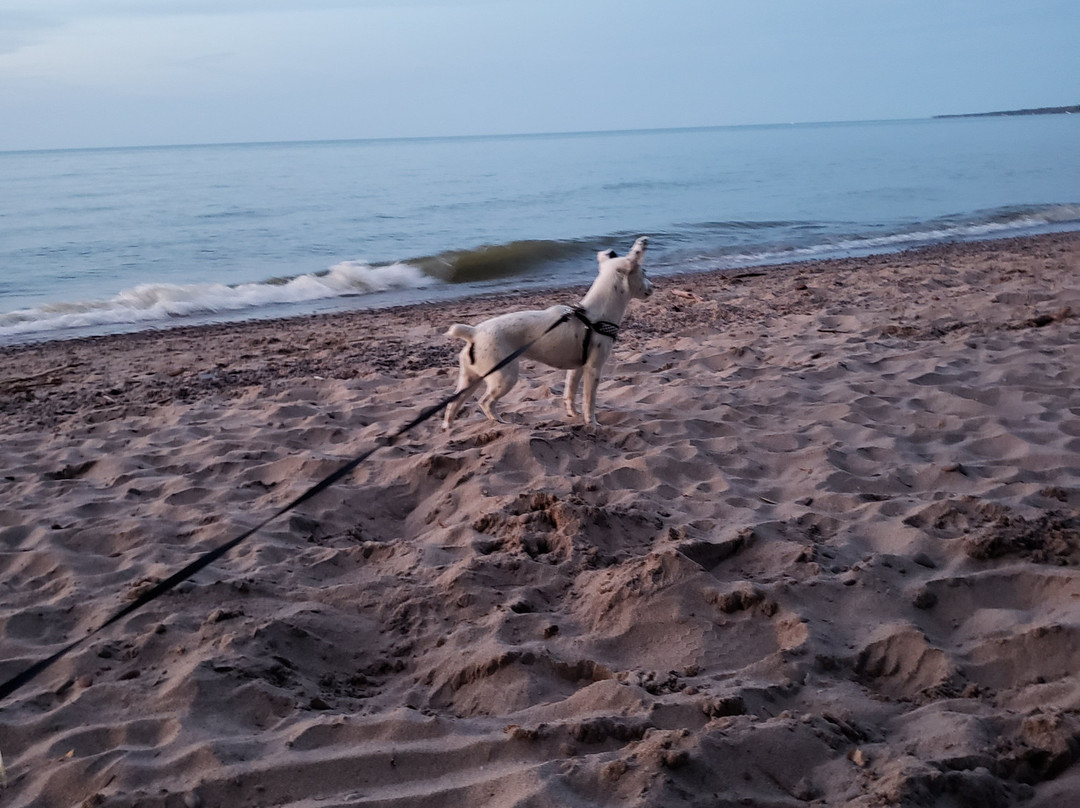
581,365 -> 602,425
564,368 -> 582,418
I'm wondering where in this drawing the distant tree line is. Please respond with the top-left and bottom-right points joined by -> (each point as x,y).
935,105 -> 1080,119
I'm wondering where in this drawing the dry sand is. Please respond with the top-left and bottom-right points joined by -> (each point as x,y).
0,232 -> 1078,808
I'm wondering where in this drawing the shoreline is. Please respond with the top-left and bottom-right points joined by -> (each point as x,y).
1,228 -> 1077,352
1,230 -> 1078,807
0,230 -> 1075,352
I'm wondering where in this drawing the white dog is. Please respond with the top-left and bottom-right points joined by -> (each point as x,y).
443,236 -> 653,427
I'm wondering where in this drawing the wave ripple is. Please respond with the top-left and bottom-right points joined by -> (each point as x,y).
0,262 -> 434,339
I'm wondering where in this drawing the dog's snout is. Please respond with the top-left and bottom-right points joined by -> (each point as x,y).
606,250 -> 618,259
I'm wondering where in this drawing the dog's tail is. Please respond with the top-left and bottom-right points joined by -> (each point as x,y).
446,323 -> 475,342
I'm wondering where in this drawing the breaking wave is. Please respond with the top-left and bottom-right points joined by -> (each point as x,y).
411,239 -> 595,283
0,261 -> 436,340
0,239 -> 618,342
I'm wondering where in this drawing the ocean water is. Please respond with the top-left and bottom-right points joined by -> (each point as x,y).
1,115 -> 1078,344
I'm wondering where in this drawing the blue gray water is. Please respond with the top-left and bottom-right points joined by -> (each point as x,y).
1,115 -> 1077,343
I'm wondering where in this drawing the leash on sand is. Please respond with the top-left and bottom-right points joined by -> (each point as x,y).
0,310 -> 577,706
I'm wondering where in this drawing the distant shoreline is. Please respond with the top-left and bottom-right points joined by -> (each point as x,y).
934,104 -> 1079,119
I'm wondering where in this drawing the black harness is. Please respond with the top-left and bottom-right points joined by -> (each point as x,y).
571,306 -> 619,365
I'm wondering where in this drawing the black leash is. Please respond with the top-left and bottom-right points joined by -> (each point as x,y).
0,309 -> 576,703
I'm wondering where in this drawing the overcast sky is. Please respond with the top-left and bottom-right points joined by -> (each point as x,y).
1,0 -> 1077,151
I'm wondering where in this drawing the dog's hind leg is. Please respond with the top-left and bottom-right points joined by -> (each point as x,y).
477,362 -> 519,422
564,368 -> 582,418
443,350 -> 480,429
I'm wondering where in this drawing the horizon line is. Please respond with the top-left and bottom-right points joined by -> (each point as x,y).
0,115 -> 936,156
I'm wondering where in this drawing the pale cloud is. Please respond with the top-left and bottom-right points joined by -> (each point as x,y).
0,11 -> 58,55
1,0 -> 494,22
0,0 -> 502,56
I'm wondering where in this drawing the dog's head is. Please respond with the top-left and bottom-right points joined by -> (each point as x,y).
598,236 -> 653,300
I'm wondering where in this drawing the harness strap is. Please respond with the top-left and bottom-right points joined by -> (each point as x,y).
571,306 -> 619,365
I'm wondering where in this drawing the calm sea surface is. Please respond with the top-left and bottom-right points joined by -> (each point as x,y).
1,116 -> 1077,343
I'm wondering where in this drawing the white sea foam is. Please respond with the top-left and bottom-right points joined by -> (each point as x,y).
714,204 -> 1080,269
0,261 -> 437,339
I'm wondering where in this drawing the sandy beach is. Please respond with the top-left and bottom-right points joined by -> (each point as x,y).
1,231 -> 1078,807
